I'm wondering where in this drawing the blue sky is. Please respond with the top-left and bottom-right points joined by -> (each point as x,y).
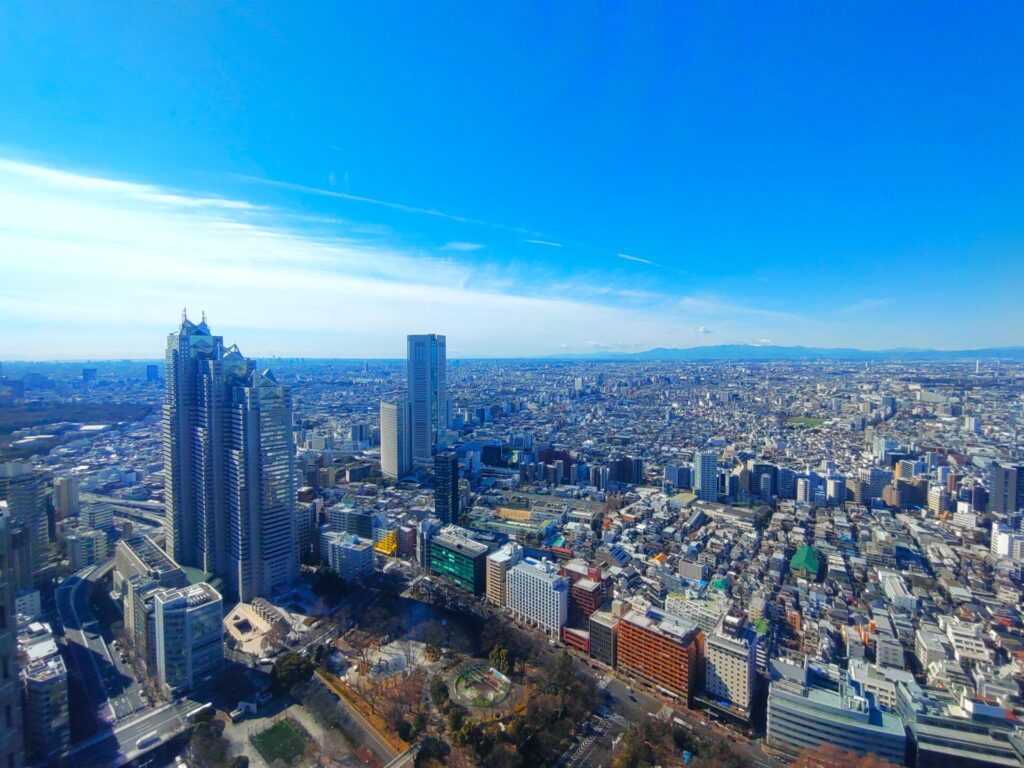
1,2 -> 1023,359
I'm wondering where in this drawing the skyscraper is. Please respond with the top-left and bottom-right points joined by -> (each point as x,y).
694,451 -> 719,502
163,313 -> 298,602
990,464 -> 1021,516
0,517 -> 25,768
52,476 -> 79,520
434,451 -> 459,525
407,334 -> 447,465
0,462 -> 51,583
380,399 -> 412,480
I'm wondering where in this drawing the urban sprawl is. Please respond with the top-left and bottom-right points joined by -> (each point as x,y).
1,314 -> 1024,768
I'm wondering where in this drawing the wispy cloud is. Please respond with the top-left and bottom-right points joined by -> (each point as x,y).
0,157 -> 698,359
696,325 -> 712,334
232,173 -> 540,236
441,241 -> 486,252
617,252 -> 655,266
524,238 -> 562,247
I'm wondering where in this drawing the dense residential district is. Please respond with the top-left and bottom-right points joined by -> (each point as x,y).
1,316 -> 1024,768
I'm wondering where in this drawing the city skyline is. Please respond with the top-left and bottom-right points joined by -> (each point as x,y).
2,4 -> 1024,358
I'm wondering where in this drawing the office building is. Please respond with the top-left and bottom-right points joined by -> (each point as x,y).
114,534 -> 187,596
898,681 -> 1022,768
990,464 -> 1020,516
406,334 -> 447,464
704,612 -> 757,715
163,314 -> 298,602
0,518 -> 24,768
320,529 -> 375,583
589,610 -> 619,667
17,622 -> 69,764
505,558 -> 569,636
328,507 -> 375,539
767,658 -> 906,763
379,400 -> 412,480
0,462 -> 51,582
146,363 -> 160,382
82,501 -> 114,531
485,542 -> 522,606
694,451 -> 718,502
428,525 -> 488,594
434,451 -> 459,525
52,476 -> 79,520
153,583 -> 224,695
616,608 -> 703,705
66,528 -> 109,570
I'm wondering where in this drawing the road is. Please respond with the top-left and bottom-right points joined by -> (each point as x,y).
67,698 -> 201,767
57,559 -> 147,728
316,671 -> 399,763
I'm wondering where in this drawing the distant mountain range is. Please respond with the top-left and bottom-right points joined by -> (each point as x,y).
557,344 -> 1024,362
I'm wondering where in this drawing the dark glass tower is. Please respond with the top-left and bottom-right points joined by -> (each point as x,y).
434,451 -> 459,526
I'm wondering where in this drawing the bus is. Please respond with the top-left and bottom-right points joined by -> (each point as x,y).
136,732 -> 160,749
186,703 -> 213,723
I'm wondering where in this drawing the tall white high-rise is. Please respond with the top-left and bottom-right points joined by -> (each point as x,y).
380,399 -> 412,480
695,451 -> 719,502
163,313 -> 298,602
407,334 -> 447,465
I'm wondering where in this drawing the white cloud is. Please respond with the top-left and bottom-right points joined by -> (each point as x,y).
0,157 -> 693,359
696,325 -> 712,334
617,252 -> 655,266
524,239 -> 562,247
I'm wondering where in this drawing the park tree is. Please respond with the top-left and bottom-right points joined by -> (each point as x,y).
489,645 -> 511,676
271,652 -> 314,693
429,676 -> 450,706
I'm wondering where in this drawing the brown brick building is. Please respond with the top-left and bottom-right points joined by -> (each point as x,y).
616,609 -> 703,705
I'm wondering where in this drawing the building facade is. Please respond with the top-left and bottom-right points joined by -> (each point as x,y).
407,334 -> 446,465
428,525 -> 487,594
589,610 -> 619,667
704,613 -> 757,714
0,517 -> 24,768
163,314 -> 298,602
616,609 -> 703,705
695,451 -> 719,502
380,400 -> 412,480
485,542 -> 522,606
0,462 -> 51,584
153,582 -> 224,696
321,529 -> 375,583
434,451 -> 459,525
17,622 -> 69,764
505,559 -> 568,636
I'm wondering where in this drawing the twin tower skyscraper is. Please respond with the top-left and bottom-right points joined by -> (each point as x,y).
162,313 -> 297,602
381,334 -> 447,480
163,317 -> 446,602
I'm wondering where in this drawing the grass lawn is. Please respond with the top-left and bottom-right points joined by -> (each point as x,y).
252,719 -> 309,764
787,416 -> 824,427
